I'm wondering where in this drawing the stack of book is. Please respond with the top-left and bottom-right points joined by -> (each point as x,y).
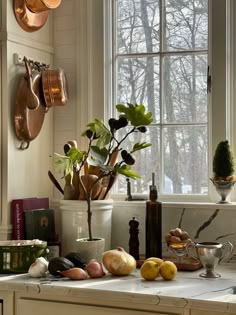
11,197 -> 55,241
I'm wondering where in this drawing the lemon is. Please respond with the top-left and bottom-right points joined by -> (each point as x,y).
140,261 -> 159,281
159,261 -> 177,280
144,257 -> 163,267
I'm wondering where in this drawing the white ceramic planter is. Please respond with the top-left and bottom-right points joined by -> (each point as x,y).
59,199 -> 113,255
76,237 -> 105,263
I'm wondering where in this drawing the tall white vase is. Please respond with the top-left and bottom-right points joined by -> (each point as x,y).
59,199 -> 113,256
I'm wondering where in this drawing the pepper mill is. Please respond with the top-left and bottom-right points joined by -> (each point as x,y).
129,217 -> 140,260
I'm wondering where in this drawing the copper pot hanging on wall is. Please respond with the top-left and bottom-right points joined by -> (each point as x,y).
42,69 -> 68,107
14,0 -> 61,32
14,58 -> 47,150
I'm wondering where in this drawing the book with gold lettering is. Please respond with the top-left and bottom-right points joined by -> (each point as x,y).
24,208 -> 55,241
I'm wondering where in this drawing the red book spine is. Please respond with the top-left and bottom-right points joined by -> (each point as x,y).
12,199 -> 24,240
12,197 -> 47,240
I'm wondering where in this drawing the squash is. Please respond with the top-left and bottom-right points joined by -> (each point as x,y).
102,247 -> 136,276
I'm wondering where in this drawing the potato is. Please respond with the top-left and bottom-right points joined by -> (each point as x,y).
170,236 -> 181,243
181,231 -> 189,240
165,233 -> 172,243
169,229 -> 176,235
172,228 -> 182,237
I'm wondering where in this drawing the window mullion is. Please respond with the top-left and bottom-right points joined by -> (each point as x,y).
159,0 -> 164,193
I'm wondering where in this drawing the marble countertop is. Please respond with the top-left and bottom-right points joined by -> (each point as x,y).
2,263 -> 236,312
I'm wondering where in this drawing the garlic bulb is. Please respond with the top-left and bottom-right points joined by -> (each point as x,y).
28,257 -> 49,278
102,247 -> 136,276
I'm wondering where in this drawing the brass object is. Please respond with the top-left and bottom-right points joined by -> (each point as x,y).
15,58 -> 47,149
14,0 -> 61,32
42,69 -> 68,107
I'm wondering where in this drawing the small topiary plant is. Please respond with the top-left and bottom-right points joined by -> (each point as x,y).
212,140 -> 235,181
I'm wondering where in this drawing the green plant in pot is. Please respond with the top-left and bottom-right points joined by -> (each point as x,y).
54,103 -> 153,244
211,140 -> 236,203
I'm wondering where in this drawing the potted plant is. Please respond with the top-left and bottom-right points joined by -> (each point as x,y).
54,103 -> 153,259
211,140 -> 236,203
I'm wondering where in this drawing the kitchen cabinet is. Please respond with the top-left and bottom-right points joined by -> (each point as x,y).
191,311 -> 235,315
16,300 -> 185,315
0,290 -> 14,315
15,292 -> 188,315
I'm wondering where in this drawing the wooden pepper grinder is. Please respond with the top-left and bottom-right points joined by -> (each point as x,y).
129,217 -> 140,260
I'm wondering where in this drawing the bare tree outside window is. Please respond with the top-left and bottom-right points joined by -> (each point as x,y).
113,0 -> 208,195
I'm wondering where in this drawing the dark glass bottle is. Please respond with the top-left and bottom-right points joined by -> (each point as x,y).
145,173 -> 162,258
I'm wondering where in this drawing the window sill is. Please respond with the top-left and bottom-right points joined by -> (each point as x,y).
112,197 -> 236,210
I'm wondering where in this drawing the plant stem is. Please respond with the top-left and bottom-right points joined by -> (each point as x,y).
87,196 -> 93,241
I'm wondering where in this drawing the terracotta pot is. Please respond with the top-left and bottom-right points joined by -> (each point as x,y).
42,69 -> 68,107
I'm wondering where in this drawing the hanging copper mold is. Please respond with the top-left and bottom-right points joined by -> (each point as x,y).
14,0 -> 61,32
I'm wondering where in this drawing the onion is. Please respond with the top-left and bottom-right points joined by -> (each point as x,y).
86,259 -> 106,278
102,247 -> 136,276
60,268 -> 87,280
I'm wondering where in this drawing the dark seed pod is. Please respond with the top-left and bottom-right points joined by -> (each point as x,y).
108,118 -> 117,130
137,126 -> 147,133
118,117 -> 128,128
64,143 -> 71,155
86,129 -> 94,139
121,150 -> 128,160
124,153 -> 135,165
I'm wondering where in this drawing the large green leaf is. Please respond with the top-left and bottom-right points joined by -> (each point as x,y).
87,146 -> 109,166
116,104 -> 153,126
116,164 -> 140,179
54,154 -> 74,177
131,142 -> 152,153
67,147 -> 85,164
82,119 -> 112,147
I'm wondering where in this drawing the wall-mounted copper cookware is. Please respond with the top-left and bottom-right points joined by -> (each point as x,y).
14,0 -> 61,32
42,69 -> 68,107
14,58 -> 47,150
25,0 -> 61,12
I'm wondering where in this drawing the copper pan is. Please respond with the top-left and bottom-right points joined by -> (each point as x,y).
14,59 -> 47,150
42,69 -> 68,107
24,58 -> 40,110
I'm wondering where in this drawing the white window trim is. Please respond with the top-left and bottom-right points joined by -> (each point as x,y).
103,0 -> 236,203
73,1 -> 235,203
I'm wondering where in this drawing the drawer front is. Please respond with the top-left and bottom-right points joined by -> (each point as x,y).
16,299 -> 182,315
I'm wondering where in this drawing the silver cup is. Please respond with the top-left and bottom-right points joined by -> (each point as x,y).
186,241 -> 233,278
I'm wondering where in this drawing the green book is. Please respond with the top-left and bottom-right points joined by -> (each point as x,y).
24,209 -> 55,241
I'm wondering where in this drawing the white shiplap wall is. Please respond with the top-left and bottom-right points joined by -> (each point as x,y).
53,0 -> 104,199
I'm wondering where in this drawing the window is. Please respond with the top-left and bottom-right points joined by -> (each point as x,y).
110,0 -> 209,196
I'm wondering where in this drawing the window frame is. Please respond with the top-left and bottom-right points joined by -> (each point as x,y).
103,0 -> 236,202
